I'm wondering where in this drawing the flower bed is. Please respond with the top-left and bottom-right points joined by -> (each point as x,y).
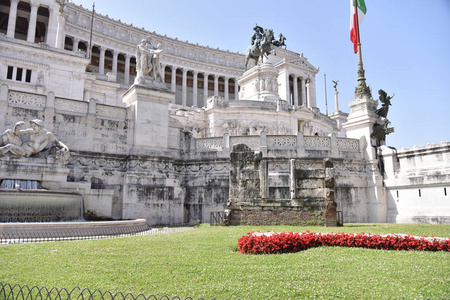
238,231 -> 450,254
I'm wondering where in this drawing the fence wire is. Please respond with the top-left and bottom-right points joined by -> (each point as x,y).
0,224 -> 196,244
0,282 -> 221,300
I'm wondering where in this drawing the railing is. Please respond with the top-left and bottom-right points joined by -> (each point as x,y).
0,282 -> 221,300
210,211 -> 227,226
195,134 -> 360,154
0,226 -> 195,244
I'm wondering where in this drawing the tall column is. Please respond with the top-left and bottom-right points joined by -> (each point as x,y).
203,73 -> 209,102
182,68 -> 187,106
334,90 -> 339,112
214,75 -> 219,96
309,77 -> 317,108
27,1 -> 39,42
224,76 -> 229,101
170,66 -> 176,93
193,71 -> 198,106
301,78 -> 306,107
124,54 -> 130,85
7,0 -> 19,38
73,38 -> 80,52
293,75 -> 299,106
305,79 -> 310,108
55,13 -> 66,48
112,51 -> 119,75
234,78 -> 239,100
99,47 -> 106,75
46,7 -> 57,46
160,64 -> 166,83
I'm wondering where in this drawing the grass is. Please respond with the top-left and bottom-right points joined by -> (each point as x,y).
1,223 -> 450,299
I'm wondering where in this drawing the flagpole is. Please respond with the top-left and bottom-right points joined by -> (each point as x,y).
324,73 -> 329,115
353,0 -> 370,96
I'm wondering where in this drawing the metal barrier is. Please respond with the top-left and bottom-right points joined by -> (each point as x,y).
0,226 -> 195,244
210,212 -> 227,226
0,282 -> 223,300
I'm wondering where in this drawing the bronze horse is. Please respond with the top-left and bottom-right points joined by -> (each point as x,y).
245,28 -> 274,70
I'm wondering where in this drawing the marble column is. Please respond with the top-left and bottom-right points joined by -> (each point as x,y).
334,90 -> 339,112
124,54 -> 130,85
309,77 -> 317,108
7,0 -> 19,38
160,64 -> 166,83
203,73 -> 209,102
305,79 -> 310,108
46,7 -> 57,46
55,14 -> 66,48
112,51 -> 119,75
182,68 -> 187,106
193,71 -> 198,106
27,1 -> 39,43
234,79 -> 239,100
224,76 -> 229,101
293,75 -> 299,106
99,47 -> 106,75
301,78 -> 306,107
214,75 -> 219,96
73,38 -> 80,52
171,66 -> 176,93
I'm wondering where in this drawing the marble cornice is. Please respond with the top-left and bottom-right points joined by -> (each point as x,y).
0,40 -> 87,69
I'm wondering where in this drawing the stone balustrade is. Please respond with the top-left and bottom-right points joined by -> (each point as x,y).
195,132 -> 361,158
4,88 -> 127,121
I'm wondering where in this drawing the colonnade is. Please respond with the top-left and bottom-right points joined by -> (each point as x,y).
3,0 -> 55,44
288,75 -> 310,108
64,36 -> 239,106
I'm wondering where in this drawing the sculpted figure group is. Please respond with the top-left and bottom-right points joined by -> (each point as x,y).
135,36 -> 164,84
0,119 -> 70,164
246,25 -> 287,69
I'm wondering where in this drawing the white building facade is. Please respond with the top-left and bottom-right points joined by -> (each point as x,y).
0,0 -> 449,225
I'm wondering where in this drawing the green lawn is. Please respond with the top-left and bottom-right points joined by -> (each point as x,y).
1,224 -> 450,300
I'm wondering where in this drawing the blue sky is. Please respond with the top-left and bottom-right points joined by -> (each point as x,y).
73,0 -> 450,149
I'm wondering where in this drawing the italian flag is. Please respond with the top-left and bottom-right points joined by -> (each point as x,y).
350,0 -> 367,53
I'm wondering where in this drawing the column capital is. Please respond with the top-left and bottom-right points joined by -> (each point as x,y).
30,0 -> 39,8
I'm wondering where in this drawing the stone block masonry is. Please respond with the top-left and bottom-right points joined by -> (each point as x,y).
227,144 -> 338,226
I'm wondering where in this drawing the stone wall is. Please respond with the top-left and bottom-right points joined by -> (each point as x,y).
0,87 -> 387,226
380,143 -> 450,224
227,144 -> 338,226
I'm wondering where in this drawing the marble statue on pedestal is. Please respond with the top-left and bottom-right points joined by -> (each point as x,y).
0,119 -> 70,164
135,36 -> 164,86
245,25 -> 274,69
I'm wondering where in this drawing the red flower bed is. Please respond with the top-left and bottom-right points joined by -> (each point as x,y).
238,231 -> 450,254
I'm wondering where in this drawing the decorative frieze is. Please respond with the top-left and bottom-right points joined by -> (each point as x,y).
305,136 -> 331,148
230,136 -> 260,150
96,104 -> 126,120
337,138 -> 359,150
196,137 -> 223,151
55,98 -> 88,114
8,91 -> 45,108
267,136 -> 296,147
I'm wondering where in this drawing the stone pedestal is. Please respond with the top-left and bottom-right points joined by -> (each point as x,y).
237,63 -> 280,102
342,92 -> 387,223
122,83 -> 174,154
342,92 -> 378,161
